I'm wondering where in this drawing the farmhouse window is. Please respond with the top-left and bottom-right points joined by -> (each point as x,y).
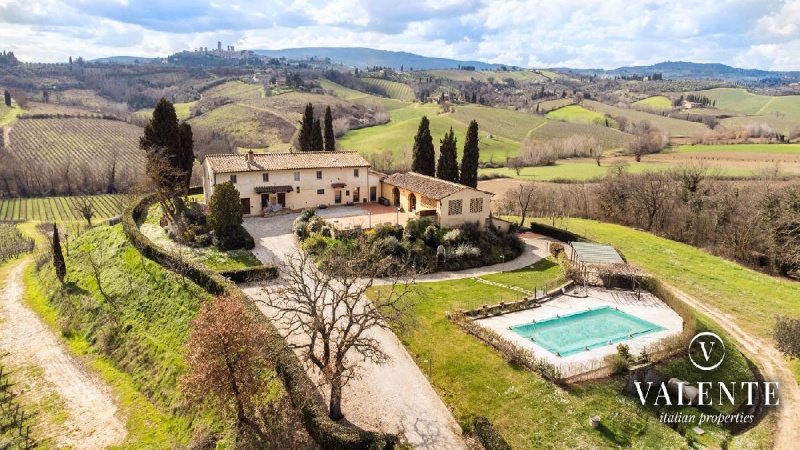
230,175 -> 237,183
470,198 -> 483,213
317,189 -> 325,195
316,170 -> 322,179
448,199 -> 463,215
262,173 -> 269,182
294,171 -> 300,181
354,169 -> 359,177
296,187 -> 300,194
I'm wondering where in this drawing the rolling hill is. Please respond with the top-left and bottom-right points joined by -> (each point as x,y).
252,47 -> 507,70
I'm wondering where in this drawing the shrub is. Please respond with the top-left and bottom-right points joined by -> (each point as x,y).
473,417 -> 512,450
442,229 -> 463,245
373,223 -> 403,240
454,243 -> 481,259
774,315 -> 800,359
423,225 -> 440,248
208,182 -> 249,250
303,233 -> 336,255
605,353 -> 630,375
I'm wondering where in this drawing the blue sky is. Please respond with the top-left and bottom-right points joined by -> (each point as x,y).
1,0 -> 799,70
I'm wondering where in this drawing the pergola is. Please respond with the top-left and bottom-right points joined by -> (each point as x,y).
569,242 -> 643,295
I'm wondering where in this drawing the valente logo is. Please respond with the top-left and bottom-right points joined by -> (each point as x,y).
688,332 -> 725,371
631,332 -> 780,427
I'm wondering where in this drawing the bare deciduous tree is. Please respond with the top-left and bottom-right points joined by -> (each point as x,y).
182,295 -> 274,437
74,197 -> 95,226
259,249 -> 415,420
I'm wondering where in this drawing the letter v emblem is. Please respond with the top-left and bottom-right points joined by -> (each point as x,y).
699,341 -> 715,361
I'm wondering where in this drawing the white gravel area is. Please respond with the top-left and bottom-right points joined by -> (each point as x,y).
242,216 -> 466,449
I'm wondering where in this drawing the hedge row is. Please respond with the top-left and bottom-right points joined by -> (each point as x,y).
123,195 -> 395,449
529,221 -> 584,243
473,417 -> 512,450
219,266 -> 278,283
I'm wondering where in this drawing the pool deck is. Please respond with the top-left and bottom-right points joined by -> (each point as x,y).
476,287 -> 684,377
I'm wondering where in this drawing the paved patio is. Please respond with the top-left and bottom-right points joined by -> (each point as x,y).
476,287 -> 684,377
316,203 -> 416,229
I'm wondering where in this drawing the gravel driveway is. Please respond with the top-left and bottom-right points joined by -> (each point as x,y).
241,216 -> 466,449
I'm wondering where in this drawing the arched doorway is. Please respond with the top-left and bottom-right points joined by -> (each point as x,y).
392,187 -> 400,206
409,193 -> 417,212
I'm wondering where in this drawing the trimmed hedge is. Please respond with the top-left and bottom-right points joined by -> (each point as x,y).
473,417 -> 512,450
529,221 -> 584,243
219,266 -> 278,283
123,195 -> 396,450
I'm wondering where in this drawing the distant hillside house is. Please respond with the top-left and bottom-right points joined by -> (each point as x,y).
202,152 -> 494,228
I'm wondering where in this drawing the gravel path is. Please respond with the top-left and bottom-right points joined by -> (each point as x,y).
0,259 -> 126,448
242,216 -> 466,449
665,284 -> 800,449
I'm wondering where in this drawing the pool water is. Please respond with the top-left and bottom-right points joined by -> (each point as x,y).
510,306 -> 665,357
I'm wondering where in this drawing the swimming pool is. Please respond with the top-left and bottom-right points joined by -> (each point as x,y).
510,306 -> 665,357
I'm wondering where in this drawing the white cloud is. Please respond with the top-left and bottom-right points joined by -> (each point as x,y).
0,0 -> 798,70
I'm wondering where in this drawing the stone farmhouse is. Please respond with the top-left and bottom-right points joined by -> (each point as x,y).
202,151 -> 494,228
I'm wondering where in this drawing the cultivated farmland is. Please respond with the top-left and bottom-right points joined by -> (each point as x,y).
6,118 -> 144,170
0,194 -> 126,222
529,120 -> 632,150
360,78 -> 416,101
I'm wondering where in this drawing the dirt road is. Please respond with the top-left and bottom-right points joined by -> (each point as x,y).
0,260 -> 126,448
666,284 -> 799,449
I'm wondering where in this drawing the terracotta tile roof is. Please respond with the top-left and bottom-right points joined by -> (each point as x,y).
204,151 -> 370,173
383,172 -> 489,200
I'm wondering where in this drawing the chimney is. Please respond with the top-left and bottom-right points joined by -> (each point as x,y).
246,150 -> 255,165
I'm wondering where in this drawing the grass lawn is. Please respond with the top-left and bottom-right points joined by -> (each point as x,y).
547,105 -> 612,126
141,205 -> 262,272
371,264 -> 760,448
480,257 -> 564,292
633,96 -> 673,109
676,143 -> 800,154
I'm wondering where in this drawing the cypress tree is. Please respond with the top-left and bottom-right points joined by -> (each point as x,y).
411,116 -> 435,176
436,127 -> 459,183
311,119 -> 324,151
298,103 -> 315,151
176,122 -> 194,193
3,90 -> 10,107
52,223 -> 66,283
140,98 -> 183,193
460,120 -> 480,188
323,106 -> 335,151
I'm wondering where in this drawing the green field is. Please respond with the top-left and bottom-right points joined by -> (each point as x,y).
371,258 -> 760,448
546,105 -> 612,126
339,103 -> 522,162
529,120 -> 632,150
584,100 -> 708,138
633,95 -> 673,109
451,104 -> 547,141
676,143 -> 800,154
479,160 -> 755,181
205,80 -> 264,101
360,78 -> 416,102
188,102 -> 295,148
0,102 -> 21,125
0,195 -> 126,222
535,98 -> 573,113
